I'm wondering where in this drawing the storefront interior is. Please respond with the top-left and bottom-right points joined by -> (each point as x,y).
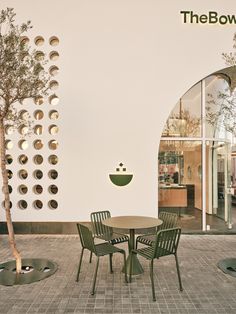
158,67 -> 236,232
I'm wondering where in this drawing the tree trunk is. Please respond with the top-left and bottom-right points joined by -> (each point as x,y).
0,120 -> 22,273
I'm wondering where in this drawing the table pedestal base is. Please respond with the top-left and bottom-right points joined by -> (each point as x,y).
122,254 -> 144,275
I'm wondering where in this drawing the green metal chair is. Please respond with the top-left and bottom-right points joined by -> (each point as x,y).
90,210 -> 129,262
136,211 -> 178,248
130,227 -> 183,301
76,223 -> 128,295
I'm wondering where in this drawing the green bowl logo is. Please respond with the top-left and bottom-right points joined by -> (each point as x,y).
109,163 -> 133,186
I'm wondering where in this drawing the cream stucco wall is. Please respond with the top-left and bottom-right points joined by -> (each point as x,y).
0,0 -> 236,221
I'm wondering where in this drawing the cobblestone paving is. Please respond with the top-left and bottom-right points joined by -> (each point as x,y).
0,234 -> 236,313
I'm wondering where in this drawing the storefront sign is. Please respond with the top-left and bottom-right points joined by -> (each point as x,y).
180,11 -> 236,25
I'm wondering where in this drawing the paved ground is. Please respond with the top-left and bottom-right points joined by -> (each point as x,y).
0,234 -> 236,313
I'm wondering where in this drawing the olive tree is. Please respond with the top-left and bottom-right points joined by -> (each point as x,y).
0,8 -> 49,273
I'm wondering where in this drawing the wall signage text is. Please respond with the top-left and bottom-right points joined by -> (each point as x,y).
180,11 -> 236,25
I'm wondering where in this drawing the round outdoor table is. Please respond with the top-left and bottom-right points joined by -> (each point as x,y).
102,216 -> 162,275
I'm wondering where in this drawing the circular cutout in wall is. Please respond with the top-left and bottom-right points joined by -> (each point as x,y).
6,154 -> 13,164
49,95 -> 59,105
19,169 -> 28,180
49,36 -> 59,46
34,200 -> 43,210
34,96 -> 44,106
18,154 -> 28,165
18,200 -> 28,210
2,201 -> 12,209
18,185 -> 28,195
49,140 -> 58,150
35,51 -> 45,61
48,155 -> 58,165
49,125 -> 58,135
33,184 -> 43,194
49,51 -> 59,61
34,170 -> 43,180
48,170 -> 58,180
2,185 -> 12,194
34,125 -> 43,136
34,140 -> 43,150
49,66 -> 59,76
48,185 -> 58,194
48,200 -> 58,210
34,110 -> 44,120
49,80 -> 59,91
34,36 -> 44,46
34,155 -> 43,165
7,170 -> 13,179
6,140 -> 13,150
49,110 -> 59,120
19,140 -> 29,150
5,125 -> 14,135
20,36 -> 29,46
19,125 -> 29,135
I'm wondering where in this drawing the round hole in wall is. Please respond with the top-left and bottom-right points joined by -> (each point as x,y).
48,95 -> 59,105
19,110 -> 29,121
33,184 -> 43,194
5,125 -> 14,135
34,125 -> 43,135
34,200 -> 43,210
48,169 -> 58,180
19,125 -> 29,135
35,51 -> 45,61
34,36 -> 45,46
6,154 -> 13,164
34,155 -> 43,165
18,200 -> 28,210
2,185 -> 12,194
18,154 -> 28,165
34,140 -> 43,150
2,201 -> 12,209
49,36 -> 59,46
5,140 -> 13,150
20,51 -> 29,61
34,96 -> 44,106
49,110 -> 59,120
49,80 -> 59,90
49,125 -> 58,135
34,110 -> 44,120
19,140 -> 29,150
48,185 -> 58,194
48,155 -> 58,165
48,199 -> 58,210
18,184 -> 28,194
48,140 -> 58,150
20,36 -> 29,46
34,170 -> 43,180
49,66 -> 59,76
7,170 -> 13,179
19,169 -> 28,179
49,51 -> 59,61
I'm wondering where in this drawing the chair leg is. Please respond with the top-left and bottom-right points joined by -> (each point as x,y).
129,251 -> 133,283
109,253 -> 113,273
150,260 -> 156,302
91,256 -> 100,295
89,251 -> 93,263
122,251 -> 128,283
76,248 -> 84,282
174,254 -> 183,291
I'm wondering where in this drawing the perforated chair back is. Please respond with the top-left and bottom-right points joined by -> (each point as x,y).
152,227 -> 181,259
90,210 -> 113,237
77,223 -> 96,254
158,212 -> 178,230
